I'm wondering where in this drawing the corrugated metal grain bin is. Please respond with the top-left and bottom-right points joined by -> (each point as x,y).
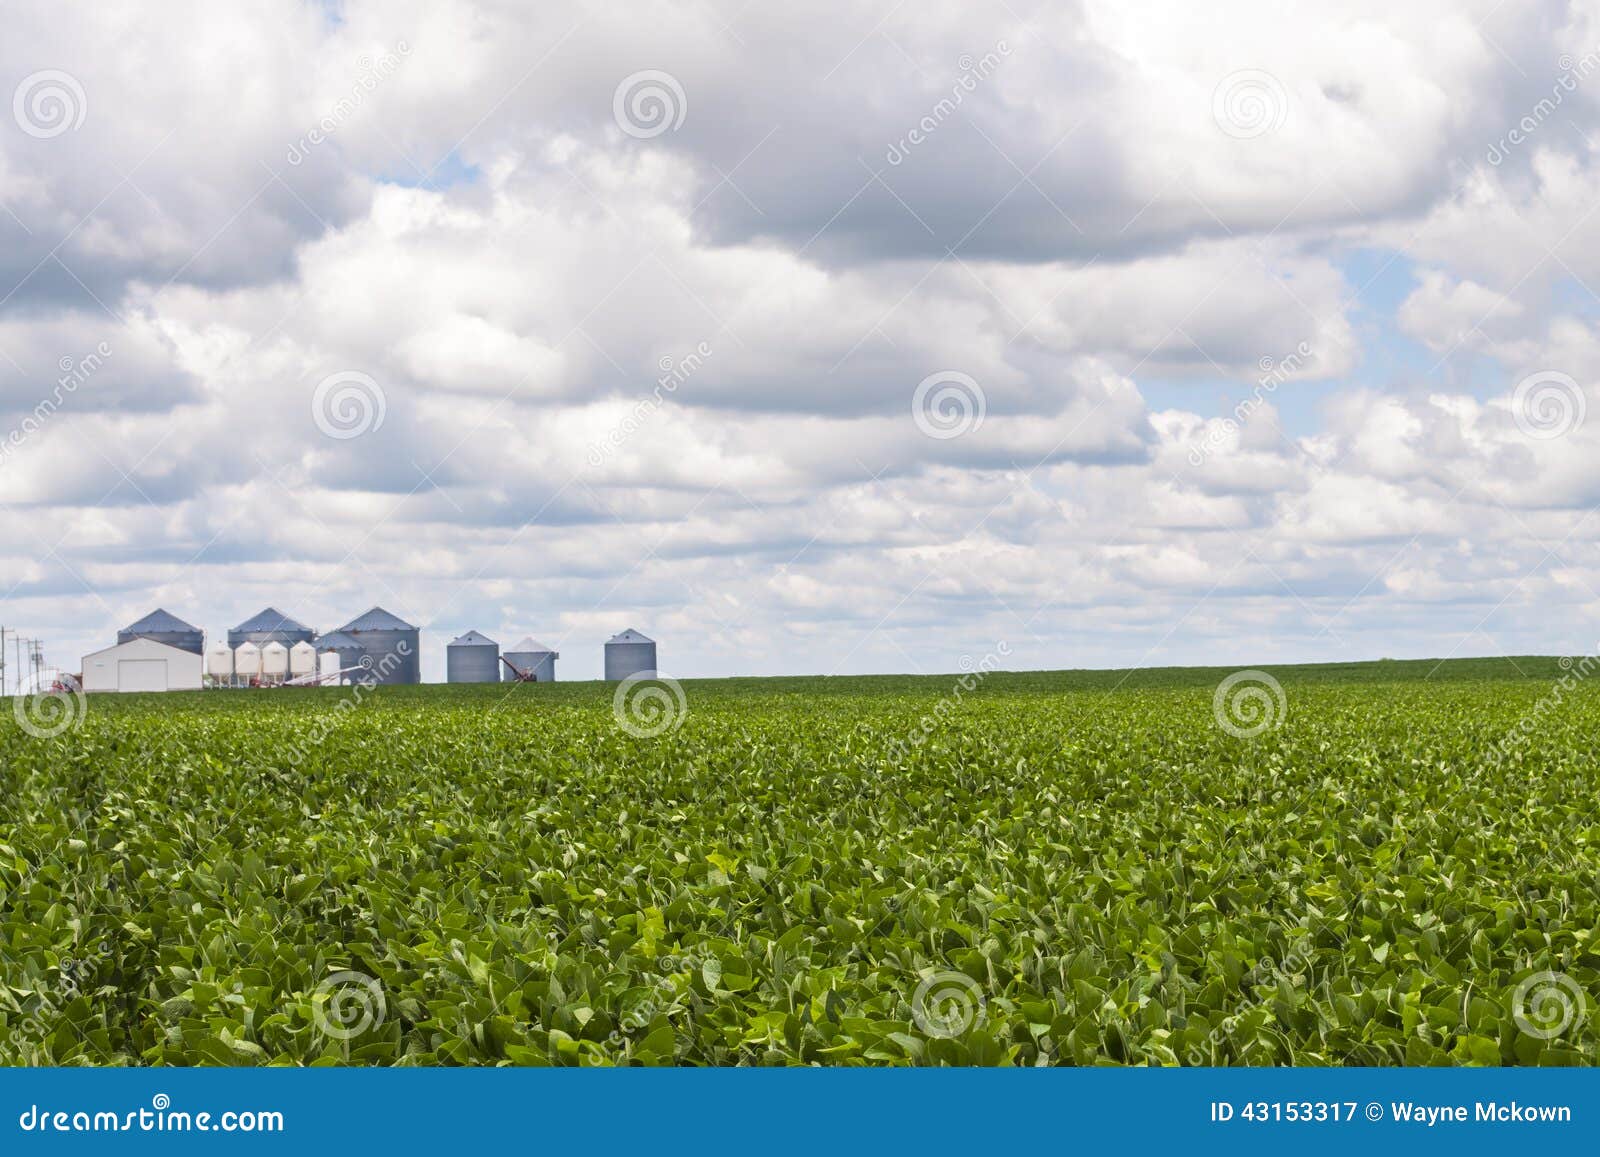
446,630 -> 500,684
604,628 -> 657,682
228,607 -> 316,651
117,608 -> 204,656
329,606 -> 421,685
502,637 -> 558,682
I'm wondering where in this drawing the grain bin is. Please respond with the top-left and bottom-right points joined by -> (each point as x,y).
503,637 -> 558,682
233,641 -> 262,682
228,607 -> 316,651
205,640 -> 234,685
117,608 -> 204,655
330,606 -> 421,685
261,641 -> 289,683
446,630 -> 500,684
317,650 -> 342,685
315,630 -> 365,680
289,640 -> 318,680
604,628 -> 656,681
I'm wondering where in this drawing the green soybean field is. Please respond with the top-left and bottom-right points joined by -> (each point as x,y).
3,656 -> 1598,1066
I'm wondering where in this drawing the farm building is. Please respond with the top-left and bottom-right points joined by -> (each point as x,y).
116,608 -> 203,655
446,631 -> 500,683
503,637 -> 558,682
81,636 -> 203,693
228,607 -> 316,650
233,641 -> 262,682
205,640 -> 233,685
329,606 -> 420,685
315,630 -> 365,680
604,628 -> 656,681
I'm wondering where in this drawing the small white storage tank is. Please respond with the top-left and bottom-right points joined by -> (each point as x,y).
234,641 -> 262,682
205,640 -> 234,682
261,641 -> 289,681
318,650 -> 342,685
289,640 -> 317,679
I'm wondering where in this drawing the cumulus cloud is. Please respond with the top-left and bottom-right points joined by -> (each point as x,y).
4,0 -> 1600,680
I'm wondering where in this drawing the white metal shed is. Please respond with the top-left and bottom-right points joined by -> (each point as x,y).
80,636 -> 204,693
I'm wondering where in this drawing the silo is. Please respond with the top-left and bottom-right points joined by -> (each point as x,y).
315,630 -> 364,681
228,607 -> 316,651
446,630 -> 500,683
234,641 -> 262,683
317,650 -> 342,685
289,641 -> 318,680
604,628 -> 657,681
205,640 -> 234,685
503,637 -> 558,682
261,641 -> 289,683
118,608 -> 204,655
330,607 -> 421,685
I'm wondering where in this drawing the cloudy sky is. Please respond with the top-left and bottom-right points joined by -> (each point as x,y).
5,0 -> 1600,682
